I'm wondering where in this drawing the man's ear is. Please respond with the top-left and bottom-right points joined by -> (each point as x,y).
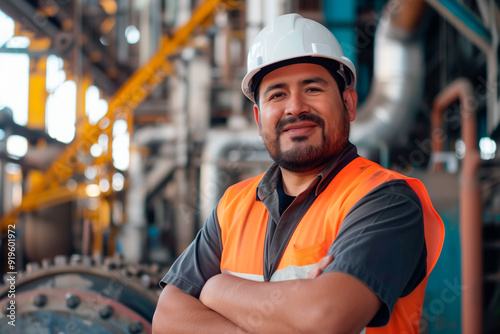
253,104 -> 262,136
343,88 -> 358,121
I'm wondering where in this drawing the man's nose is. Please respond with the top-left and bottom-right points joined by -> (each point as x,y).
284,93 -> 310,116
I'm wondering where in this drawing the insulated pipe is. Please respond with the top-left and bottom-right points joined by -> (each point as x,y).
350,0 -> 426,153
124,125 -> 176,262
430,78 -> 482,334
199,129 -> 270,222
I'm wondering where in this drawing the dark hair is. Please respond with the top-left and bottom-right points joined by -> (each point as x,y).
251,56 -> 346,106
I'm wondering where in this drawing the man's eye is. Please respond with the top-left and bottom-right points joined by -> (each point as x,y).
306,87 -> 322,92
270,92 -> 285,100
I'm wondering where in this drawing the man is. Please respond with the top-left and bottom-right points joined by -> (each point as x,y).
153,13 -> 444,333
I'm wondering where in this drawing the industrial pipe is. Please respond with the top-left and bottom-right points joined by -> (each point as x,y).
430,78 -> 482,334
350,0 -> 426,154
124,124 -> 177,262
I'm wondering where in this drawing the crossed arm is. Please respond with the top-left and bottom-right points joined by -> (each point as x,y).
152,256 -> 381,334
153,283 -> 247,334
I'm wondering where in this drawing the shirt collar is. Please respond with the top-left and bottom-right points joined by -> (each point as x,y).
256,142 -> 358,201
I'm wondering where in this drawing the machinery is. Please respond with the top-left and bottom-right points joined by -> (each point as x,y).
0,255 -> 165,333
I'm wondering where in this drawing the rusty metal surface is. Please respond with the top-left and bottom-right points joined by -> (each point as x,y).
0,255 -> 165,334
0,289 -> 152,334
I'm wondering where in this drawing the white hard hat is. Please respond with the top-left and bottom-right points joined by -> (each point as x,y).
241,13 -> 356,103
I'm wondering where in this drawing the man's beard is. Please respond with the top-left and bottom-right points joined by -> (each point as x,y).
263,110 -> 350,173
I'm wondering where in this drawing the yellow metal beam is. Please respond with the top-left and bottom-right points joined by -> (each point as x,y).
1,0 -> 241,231
0,183 -> 88,228
27,56 -> 48,130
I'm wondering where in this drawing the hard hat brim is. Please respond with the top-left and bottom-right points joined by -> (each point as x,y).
241,55 -> 356,103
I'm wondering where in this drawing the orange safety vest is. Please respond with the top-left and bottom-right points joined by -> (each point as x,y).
217,156 -> 445,333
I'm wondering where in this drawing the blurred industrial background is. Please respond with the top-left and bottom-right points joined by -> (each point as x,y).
0,0 -> 498,333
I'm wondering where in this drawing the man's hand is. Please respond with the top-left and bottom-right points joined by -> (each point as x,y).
307,254 -> 334,279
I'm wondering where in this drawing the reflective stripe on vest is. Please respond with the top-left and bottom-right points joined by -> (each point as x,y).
223,264 -> 314,282
217,156 -> 445,334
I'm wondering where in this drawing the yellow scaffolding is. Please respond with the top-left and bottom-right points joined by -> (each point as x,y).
0,0 -> 242,231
